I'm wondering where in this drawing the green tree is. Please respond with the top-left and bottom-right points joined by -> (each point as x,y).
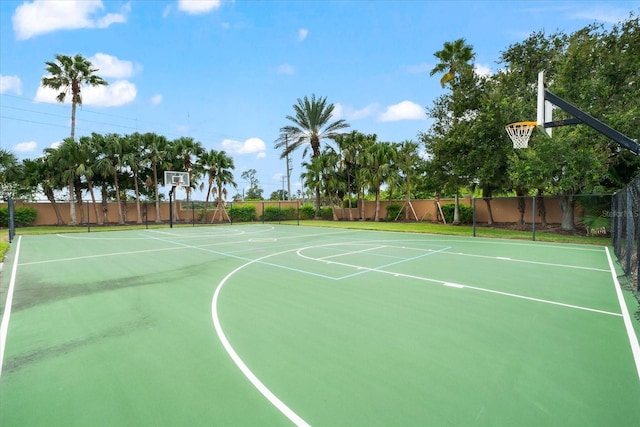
94,133 -> 126,225
241,168 -> 263,200
276,94 -> 350,215
42,54 -> 108,140
44,138 -> 83,225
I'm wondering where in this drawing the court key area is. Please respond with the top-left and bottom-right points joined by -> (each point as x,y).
1,224 -> 639,426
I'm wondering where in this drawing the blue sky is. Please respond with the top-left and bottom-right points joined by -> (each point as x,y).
1,0 -> 639,199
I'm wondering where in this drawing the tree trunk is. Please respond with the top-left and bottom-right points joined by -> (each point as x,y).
516,188 -> 526,225
87,179 -> 102,225
483,197 -> 494,225
153,164 -> 161,223
45,189 -> 65,225
453,191 -> 460,225
559,194 -> 575,231
374,189 -> 381,221
113,174 -> 125,225
537,189 -> 547,227
101,186 -> 109,224
133,171 -> 142,224
68,181 -> 77,225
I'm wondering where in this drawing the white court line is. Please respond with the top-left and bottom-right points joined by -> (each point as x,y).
0,236 -> 22,380
441,250 -> 609,272
212,249 -> 311,427
605,247 -> 640,381
318,245 -> 387,261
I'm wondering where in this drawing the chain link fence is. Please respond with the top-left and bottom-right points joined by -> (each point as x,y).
611,174 -> 640,293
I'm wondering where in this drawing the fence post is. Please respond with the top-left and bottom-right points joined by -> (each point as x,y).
532,196 -> 536,241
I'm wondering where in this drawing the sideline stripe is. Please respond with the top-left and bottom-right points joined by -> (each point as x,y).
605,247 -> 640,381
0,236 -> 22,379
212,249 -> 311,427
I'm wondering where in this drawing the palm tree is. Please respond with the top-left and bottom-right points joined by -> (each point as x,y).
141,132 -> 169,223
276,94 -> 350,215
0,149 -> 21,199
360,142 -> 397,221
429,38 -> 475,88
42,54 -> 108,140
94,133 -> 125,225
395,140 -> 421,220
77,135 -> 102,224
121,133 -> 146,224
199,149 -> 236,223
44,138 -> 82,225
22,158 -> 66,225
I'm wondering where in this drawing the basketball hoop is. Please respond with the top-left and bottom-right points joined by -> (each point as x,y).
505,121 -> 537,149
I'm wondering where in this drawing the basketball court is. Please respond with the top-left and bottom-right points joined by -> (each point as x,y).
1,224 -> 639,426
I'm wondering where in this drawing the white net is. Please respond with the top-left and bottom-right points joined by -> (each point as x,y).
505,122 -> 537,149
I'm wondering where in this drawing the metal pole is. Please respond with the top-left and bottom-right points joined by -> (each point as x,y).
87,200 -> 91,233
472,197 -> 476,237
169,187 -> 174,228
532,196 -> 536,241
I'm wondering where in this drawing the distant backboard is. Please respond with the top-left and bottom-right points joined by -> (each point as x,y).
537,71 -> 553,137
164,171 -> 190,187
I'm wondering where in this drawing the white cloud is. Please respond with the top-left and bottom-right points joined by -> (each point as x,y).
14,141 -> 37,152
177,0 -> 222,15
333,103 -> 379,120
277,64 -> 295,75
89,53 -> 140,79
12,0 -> 128,40
0,75 -> 22,95
221,137 -> 266,158
474,63 -> 492,77
569,6 -> 629,24
298,28 -> 308,41
406,63 -> 432,74
35,79 -> 137,107
378,101 -> 426,122
151,94 -> 163,105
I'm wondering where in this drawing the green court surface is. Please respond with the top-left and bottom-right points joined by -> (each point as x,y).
1,224 -> 639,426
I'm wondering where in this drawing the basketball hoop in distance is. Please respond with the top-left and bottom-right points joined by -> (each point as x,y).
505,121 -> 537,149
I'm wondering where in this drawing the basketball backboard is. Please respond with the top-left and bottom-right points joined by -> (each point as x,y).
537,71 -> 553,137
164,171 -> 190,187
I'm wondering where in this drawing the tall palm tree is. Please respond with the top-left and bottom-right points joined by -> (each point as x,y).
429,38 -> 475,87
395,140 -> 421,220
360,142 -> 397,221
94,133 -> 125,225
141,132 -> 169,223
199,149 -> 236,223
77,135 -> 102,224
42,54 -> 109,140
121,133 -> 146,224
276,94 -> 350,215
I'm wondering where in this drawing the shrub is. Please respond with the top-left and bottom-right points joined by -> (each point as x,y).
0,206 -> 38,226
262,206 -> 296,221
319,207 -> 333,220
385,203 -> 403,221
299,204 -> 316,220
440,203 -> 473,224
229,205 -> 256,222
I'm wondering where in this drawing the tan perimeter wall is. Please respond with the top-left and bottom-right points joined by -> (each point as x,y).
5,196 -> 587,226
